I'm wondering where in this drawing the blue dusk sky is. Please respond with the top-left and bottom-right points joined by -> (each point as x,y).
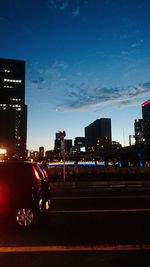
0,0 -> 150,151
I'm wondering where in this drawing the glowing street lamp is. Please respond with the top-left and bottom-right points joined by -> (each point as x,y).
0,148 -> 7,160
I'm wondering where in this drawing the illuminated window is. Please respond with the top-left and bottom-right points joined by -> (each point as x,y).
4,69 -> 10,73
10,98 -> 21,101
0,104 -> 6,107
3,78 -> 22,83
0,104 -> 21,111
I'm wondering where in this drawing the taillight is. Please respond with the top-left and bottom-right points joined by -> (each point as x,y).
32,166 -> 40,181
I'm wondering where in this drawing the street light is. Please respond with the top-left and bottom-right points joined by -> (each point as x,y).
0,148 -> 7,160
0,149 -> 7,155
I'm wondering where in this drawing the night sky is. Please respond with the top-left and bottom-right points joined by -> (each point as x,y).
0,0 -> 150,151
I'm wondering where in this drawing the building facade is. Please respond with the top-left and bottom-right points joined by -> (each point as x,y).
74,137 -> 85,153
85,118 -> 112,153
54,132 -> 63,156
0,58 -> 27,158
134,119 -> 144,144
65,139 -> 72,155
142,100 -> 150,144
54,132 -> 72,156
39,146 -> 44,157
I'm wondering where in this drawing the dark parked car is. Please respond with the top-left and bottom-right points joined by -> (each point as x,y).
0,161 -> 50,228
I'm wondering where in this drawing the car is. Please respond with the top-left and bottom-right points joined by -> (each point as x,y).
0,161 -> 51,228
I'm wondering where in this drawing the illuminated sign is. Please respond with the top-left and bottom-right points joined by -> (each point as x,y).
142,99 -> 150,107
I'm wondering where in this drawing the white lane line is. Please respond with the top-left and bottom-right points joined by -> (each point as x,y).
48,208 -> 150,214
52,195 -> 150,200
0,244 -> 150,253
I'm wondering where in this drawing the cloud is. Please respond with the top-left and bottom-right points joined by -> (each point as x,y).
48,0 -> 70,10
27,60 -> 69,105
32,77 -> 44,84
0,16 -> 11,25
29,60 -> 68,85
27,61 -> 150,112
72,6 -> 80,16
131,43 -> 138,48
60,1 -> 69,10
48,0 -> 81,16
61,82 -> 150,111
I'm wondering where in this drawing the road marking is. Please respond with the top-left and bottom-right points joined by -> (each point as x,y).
48,208 -> 150,214
52,195 -> 150,200
0,244 -> 150,253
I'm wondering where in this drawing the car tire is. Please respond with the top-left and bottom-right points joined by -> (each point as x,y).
15,207 -> 38,228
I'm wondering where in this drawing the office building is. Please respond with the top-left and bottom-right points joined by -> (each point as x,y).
134,119 -> 144,144
54,132 -> 62,156
0,58 -> 27,158
39,146 -> 44,157
85,118 -> 112,152
65,139 -> 72,154
54,131 -> 67,156
142,99 -> 150,144
74,137 -> 85,153
54,132 -> 72,155
111,141 -> 122,150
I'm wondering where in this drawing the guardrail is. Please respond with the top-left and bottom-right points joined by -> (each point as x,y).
49,180 -> 150,192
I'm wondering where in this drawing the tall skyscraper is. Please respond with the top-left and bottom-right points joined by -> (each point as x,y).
54,131 -> 72,156
64,139 -> 72,154
142,99 -> 150,144
134,119 -> 144,144
54,132 -> 62,156
85,118 -> 112,152
0,58 -> 27,158
39,146 -> 44,157
74,137 -> 85,153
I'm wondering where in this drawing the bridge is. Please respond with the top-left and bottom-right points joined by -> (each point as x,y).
38,143 -> 150,167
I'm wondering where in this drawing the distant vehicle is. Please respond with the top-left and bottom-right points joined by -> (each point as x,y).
0,161 -> 51,228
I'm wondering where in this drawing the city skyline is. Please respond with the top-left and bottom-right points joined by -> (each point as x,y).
1,0 -> 150,151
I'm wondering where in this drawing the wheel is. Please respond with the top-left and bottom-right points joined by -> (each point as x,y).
15,207 -> 38,228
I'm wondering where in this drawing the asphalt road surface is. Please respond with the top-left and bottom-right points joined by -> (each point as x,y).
1,180 -> 150,267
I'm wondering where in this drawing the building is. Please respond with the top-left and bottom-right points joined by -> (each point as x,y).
45,150 -> 55,159
74,137 -> 85,153
65,139 -> 72,155
29,150 -> 39,160
39,146 -> 44,157
0,58 -> 27,158
85,118 -> 112,153
142,100 -> 150,144
134,119 -> 144,144
111,141 -> 122,150
54,131 -> 73,156
54,132 -> 63,156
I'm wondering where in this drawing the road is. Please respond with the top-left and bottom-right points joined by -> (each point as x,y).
1,180 -> 150,266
